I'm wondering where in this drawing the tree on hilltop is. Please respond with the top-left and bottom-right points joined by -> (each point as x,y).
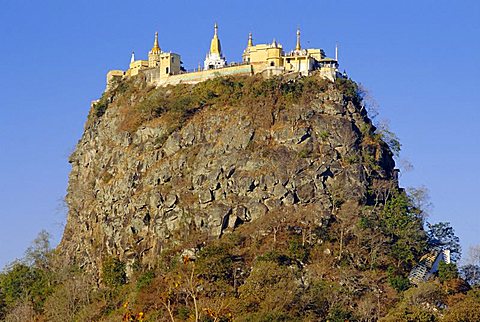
426,222 -> 461,263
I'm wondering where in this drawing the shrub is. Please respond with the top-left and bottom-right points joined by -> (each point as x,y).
238,311 -> 295,322
334,77 -> 362,105
443,289 -> 480,321
177,305 -> 191,320
257,251 -> 292,266
297,149 -> 310,158
196,244 -> 235,283
101,256 -> 126,288
319,130 -> 329,140
43,274 -> 92,322
92,93 -> 109,118
238,261 -> 298,314
288,238 -> 309,263
327,305 -> 354,322
438,262 -> 458,283
136,270 -> 155,290
388,274 -> 411,293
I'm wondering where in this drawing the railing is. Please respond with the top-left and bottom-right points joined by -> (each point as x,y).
284,50 -> 308,57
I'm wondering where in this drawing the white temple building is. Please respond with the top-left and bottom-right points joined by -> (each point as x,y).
204,23 -> 227,70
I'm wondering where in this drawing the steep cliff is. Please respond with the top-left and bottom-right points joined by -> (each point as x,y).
60,74 -> 397,275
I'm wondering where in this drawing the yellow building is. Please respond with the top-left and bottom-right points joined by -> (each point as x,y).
242,28 -> 333,78
106,25 -> 342,91
242,33 -> 284,73
125,33 -> 181,78
126,51 -> 149,77
159,52 -> 181,76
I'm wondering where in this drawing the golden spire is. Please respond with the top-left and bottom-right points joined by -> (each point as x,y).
151,32 -> 161,54
247,32 -> 253,47
295,28 -> 301,51
209,22 -> 222,55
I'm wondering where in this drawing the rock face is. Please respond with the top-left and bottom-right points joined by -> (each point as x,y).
59,76 -> 396,274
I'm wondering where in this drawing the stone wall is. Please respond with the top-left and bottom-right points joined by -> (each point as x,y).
153,64 -> 253,86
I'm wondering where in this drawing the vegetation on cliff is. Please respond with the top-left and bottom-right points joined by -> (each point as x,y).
2,74 -> 479,321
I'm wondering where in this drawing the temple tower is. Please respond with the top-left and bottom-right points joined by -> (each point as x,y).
247,32 -> 253,47
242,33 -> 253,63
148,32 -> 161,67
204,23 -> 227,70
130,51 -> 135,64
295,28 -> 302,52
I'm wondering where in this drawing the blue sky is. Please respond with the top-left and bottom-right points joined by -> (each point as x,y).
0,0 -> 479,268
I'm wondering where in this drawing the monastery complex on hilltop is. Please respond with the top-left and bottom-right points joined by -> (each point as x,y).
106,24 -> 343,89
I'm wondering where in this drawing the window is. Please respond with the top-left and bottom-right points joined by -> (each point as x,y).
166,67 -> 169,74
270,61 -> 275,66
172,57 -> 174,62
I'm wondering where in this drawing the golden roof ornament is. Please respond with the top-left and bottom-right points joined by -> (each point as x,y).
295,28 -> 301,51
151,32 -> 161,54
209,23 -> 222,55
247,32 -> 253,47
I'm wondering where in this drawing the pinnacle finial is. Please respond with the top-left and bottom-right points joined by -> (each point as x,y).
295,27 -> 301,51
209,22 -> 222,55
151,32 -> 160,54
130,51 -> 135,63
248,32 -> 253,47
335,42 -> 339,62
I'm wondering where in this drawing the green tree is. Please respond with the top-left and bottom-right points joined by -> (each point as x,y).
0,288 -> 6,320
387,270 -> 411,293
196,243 -> 234,284
101,256 -> 126,288
426,222 -> 461,262
460,264 -> 480,286
438,262 -> 458,283
381,192 -> 427,270
0,262 -> 50,311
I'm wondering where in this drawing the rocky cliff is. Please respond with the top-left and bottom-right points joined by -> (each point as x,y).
59,74 -> 397,275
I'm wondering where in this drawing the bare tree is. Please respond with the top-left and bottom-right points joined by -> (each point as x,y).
43,274 -> 93,322
468,245 -> 480,265
24,230 -> 52,270
4,301 -> 35,322
407,186 -> 432,222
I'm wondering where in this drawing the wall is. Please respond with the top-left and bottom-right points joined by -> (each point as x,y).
153,64 -> 253,86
